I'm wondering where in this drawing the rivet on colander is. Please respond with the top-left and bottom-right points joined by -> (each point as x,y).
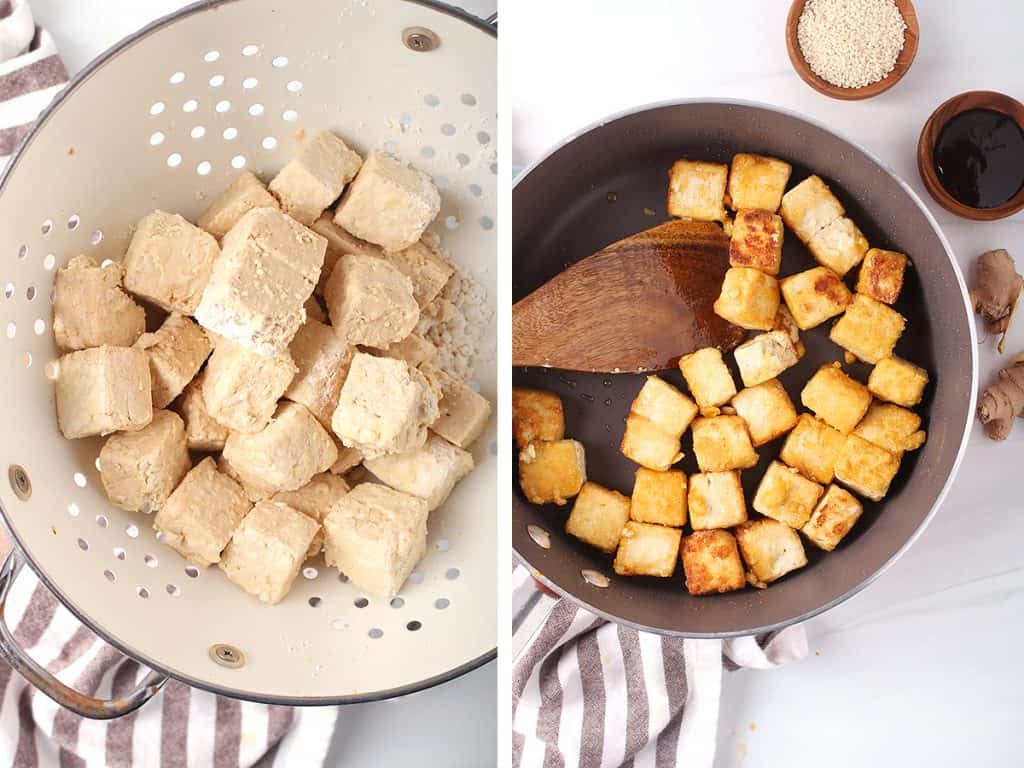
8,465 -> 30,500
527,524 -> 551,549
581,569 -> 611,589
209,644 -> 246,669
402,26 -> 440,53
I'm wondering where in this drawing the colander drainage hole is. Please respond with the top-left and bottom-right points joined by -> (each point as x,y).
45,359 -> 59,380
262,136 -> 278,150
476,131 -> 491,146
17,244 -> 27,259
169,71 -> 185,85
241,44 -> 259,56
282,109 -> 298,123
94,456 -> 101,471
191,126 -> 206,139
25,286 -> 35,301
249,103 -> 264,117
144,554 -> 158,568
4,283 -> 14,299
223,127 -> 238,140
479,216 -> 494,231
67,214 -> 80,230
302,566 -> 318,579
460,93 -> 477,106
149,101 -> 165,116
95,515 -> 107,528
149,131 -> 165,146
435,539 -> 450,552
209,74 -> 224,87
43,254 -> 55,271
204,50 -> 220,63
103,569 -> 115,582
421,146 -> 435,159
354,597 -> 369,608
90,229 -> 103,246
67,503 -> 79,517
444,216 -> 458,230
183,99 -> 198,113
490,162 -> 497,175
76,538 -> 88,551
390,597 -> 404,609
243,77 -> 258,89
125,523 -> 139,538
440,123 -> 455,137
22,352 -> 31,368
409,571 -> 424,585
113,547 -> 126,560
40,219 -> 52,235
166,584 -> 181,597
231,155 -> 246,169
272,56 -> 288,68
184,565 -> 199,578
196,161 -> 212,176
406,621 -> 422,632
73,472 -> 87,488
434,176 -> 449,189
6,322 -> 15,339
136,587 -> 149,599
469,183 -> 482,198
216,100 -> 231,113
167,153 -> 182,168
286,80 -> 303,93
424,94 -> 440,107
308,596 -> 321,607
33,319 -> 45,335
435,598 -> 450,610
445,568 -> 460,581
368,628 -> 383,639
337,572 -> 349,583
331,618 -> 349,630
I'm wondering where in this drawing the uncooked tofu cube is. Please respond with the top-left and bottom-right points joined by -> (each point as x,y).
324,253 -> 419,348
629,375 -> 698,438
856,248 -> 909,305
773,305 -> 805,359
332,353 -> 439,458
222,402 -> 338,494
753,460 -> 824,529
135,313 -> 212,408
565,482 -> 631,553
334,151 -> 441,251
52,255 -> 145,351
197,171 -> 280,239
304,295 -> 327,324
518,439 -> 586,505
429,368 -> 492,449
691,415 -> 758,472
384,240 -> 454,307
174,378 -> 229,452
620,416 -> 684,472
272,472 -> 350,558
613,522 -> 682,577
666,160 -> 729,223
853,402 -> 926,455
735,519 -> 808,588
284,318 -> 354,428
217,454 -> 274,503
310,215 -> 384,295
780,175 -> 844,243
154,456 -> 251,567
512,387 -> 564,449
677,347 -> 737,410
780,266 -> 852,330
688,470 -> 747,530
713,267 -> 780,331
801,363 -> 872,434
55,346 -> 152,439
322,483 -> 429,597
731,378 -> 798,446
807,217 -> 869,277
201,337 -> 296,433
801,484 -> 863,552
123,211 -> 220,314
868,357 -> 929,407
371,332 -> 437,368
269,131 -> 363,225
195,208 -> 327,357
727,153 -> 792,212
330,442 -> 364,475
779,414 -> 845,484
733,330 -> 799,388
220,500 -> 320,603
834,433 -> 901,502
830,294 -> 907,364
630,467 -> 687,527
729,209 -> 784,274
365,434 -> 472,511
99,409 -> 190,512
681,529 -> 745,595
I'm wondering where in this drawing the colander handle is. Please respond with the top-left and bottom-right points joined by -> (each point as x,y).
0,548 -> 168,719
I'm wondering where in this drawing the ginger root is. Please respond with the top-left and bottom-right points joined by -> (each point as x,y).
970,249 -> 1023,353
978,353 -> 1024,440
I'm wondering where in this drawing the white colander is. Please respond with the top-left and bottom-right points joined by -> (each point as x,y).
0,0 -> 496,716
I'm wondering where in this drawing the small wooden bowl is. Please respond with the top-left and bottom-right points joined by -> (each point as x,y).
785,0 -> 919,100
917,90 -> 1024,221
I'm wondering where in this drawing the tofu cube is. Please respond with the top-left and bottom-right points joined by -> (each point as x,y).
518,439 -> 586,505
565,482 -> 631,553
856,248 -> 909,305
688,470 -> 747,530
853,402 -> 926,455
773,305 -> 805,359
272,472 -> 350,558
801,484 -> 863,552
512,387 -> 565,448
304,294 -> 327,323
324,253 -> 419,348
613,522 -> 682,578
323,483 -> 429,597
330,443 -> 364,475
727,153 -> 792,212
807,217 -> 869,277
135,313 -> 212,408
779,414 -> 845,483
310,215 -> 384,295
99,409 -> 190,512
383,240 -> 455,307
630,467 -> 687,527
154,456 -> 252,567
217,454 -> 274,503
365,434 -> 473,510
284,318 -> 354,428
801,363 -> 872,434
334,151 -> 441,251
728,209 -> 784,274
753,460 -> 824,528
620,416 -> 684,471
269,130 -> 363,225
666,160 -> 729,223
52,255 -> 145,351
731,378 -> 798,446
219,500 -> 320,603
123,210 -> 220,314
174,377 -> 229,452
780,175 -> 844,243
834,433 -> 901,502
201,337 -> 296,433
197,171 -> 280,239
868,357 -> 929,407
681,529 -> 745,595
735,519 -> 808,588
371,332 -> 437,368
55,346 -> 152,439
429,368 -> 493,449
829,294 -> 906,364
629,376 -> 698,438
691,415 -> 758,472
713,267 -> 780,331
733,330 -> 799,388
780,266 -> 852,330
677,347 -> 737,410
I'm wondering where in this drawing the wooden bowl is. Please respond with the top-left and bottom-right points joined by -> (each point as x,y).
917,90 -> 1024,220
785,0 -> 919,100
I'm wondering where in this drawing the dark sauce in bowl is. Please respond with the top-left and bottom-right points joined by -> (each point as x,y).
933,108 -> 1024,208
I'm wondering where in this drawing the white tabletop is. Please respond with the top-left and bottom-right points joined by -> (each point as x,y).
509,2 -> 1024,766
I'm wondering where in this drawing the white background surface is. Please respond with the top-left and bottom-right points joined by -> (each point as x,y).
508,1 -> 1024,767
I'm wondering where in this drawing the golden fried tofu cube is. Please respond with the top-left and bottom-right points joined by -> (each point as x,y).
629,376 -> 698,438
835,434 -> 900,501
801,484 -> 863,551
688,470 -> 747,530
733,330 -> 799,388
779,414 -> 845,483
807,217 -> 869,277
853,403 -> 926,455
630,468 -> 687,527
518,439 -> 586,505
678,347 -> 737,409
512,387 -> 565,449
681,529 -> 745,595
868,357 -> 929,407
713,267 -> 780,331
829,294 -> 906,364
731,379 -> 798,446
753,460 -> 823,529
856,248 -> 909,305
729,210 -> 784,275
613,522 -> 682,577
667,160 -> 729,223
800,363 -> 871,434
565,482 -> 631,553
780,266 -> 852,330
691,416 -> 758,472
735,519 -> 808,588
727,154 -> 792,212
780,174 -> 844,243
773,305 -> 805,358
620,415 -> 683,471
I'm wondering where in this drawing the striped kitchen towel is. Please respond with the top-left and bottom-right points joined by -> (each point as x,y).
511,564 -> 807,768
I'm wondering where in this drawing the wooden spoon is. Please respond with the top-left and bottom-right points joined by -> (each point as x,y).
512,220 -> 746,373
